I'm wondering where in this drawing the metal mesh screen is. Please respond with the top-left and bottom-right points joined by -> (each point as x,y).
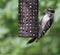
18,0 -> 39,37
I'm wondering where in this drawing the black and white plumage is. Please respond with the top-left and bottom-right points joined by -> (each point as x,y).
27,8 -> 55,44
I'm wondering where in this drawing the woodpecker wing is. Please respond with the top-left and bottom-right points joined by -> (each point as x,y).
36,18 -> 53,42
43,19 -> 53,33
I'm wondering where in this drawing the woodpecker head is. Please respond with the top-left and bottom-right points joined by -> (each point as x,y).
44,8 -> 55,14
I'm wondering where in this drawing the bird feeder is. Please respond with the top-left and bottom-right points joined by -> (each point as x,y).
18,0 -> 39,38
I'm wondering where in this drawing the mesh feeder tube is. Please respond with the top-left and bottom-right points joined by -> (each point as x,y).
18,0 -> 39,37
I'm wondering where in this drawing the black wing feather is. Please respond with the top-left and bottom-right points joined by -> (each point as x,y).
43,19 -> 53,32
36,19 -> 53,42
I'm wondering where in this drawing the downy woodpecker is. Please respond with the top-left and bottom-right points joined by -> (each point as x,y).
27,8 -> 55,44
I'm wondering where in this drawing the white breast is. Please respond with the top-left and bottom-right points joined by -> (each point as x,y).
42,14 -> 50,29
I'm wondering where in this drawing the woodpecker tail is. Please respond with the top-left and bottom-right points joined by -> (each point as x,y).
27,37 -> 37,44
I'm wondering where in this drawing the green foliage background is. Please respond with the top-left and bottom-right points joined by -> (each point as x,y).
0,0 -> 60,55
